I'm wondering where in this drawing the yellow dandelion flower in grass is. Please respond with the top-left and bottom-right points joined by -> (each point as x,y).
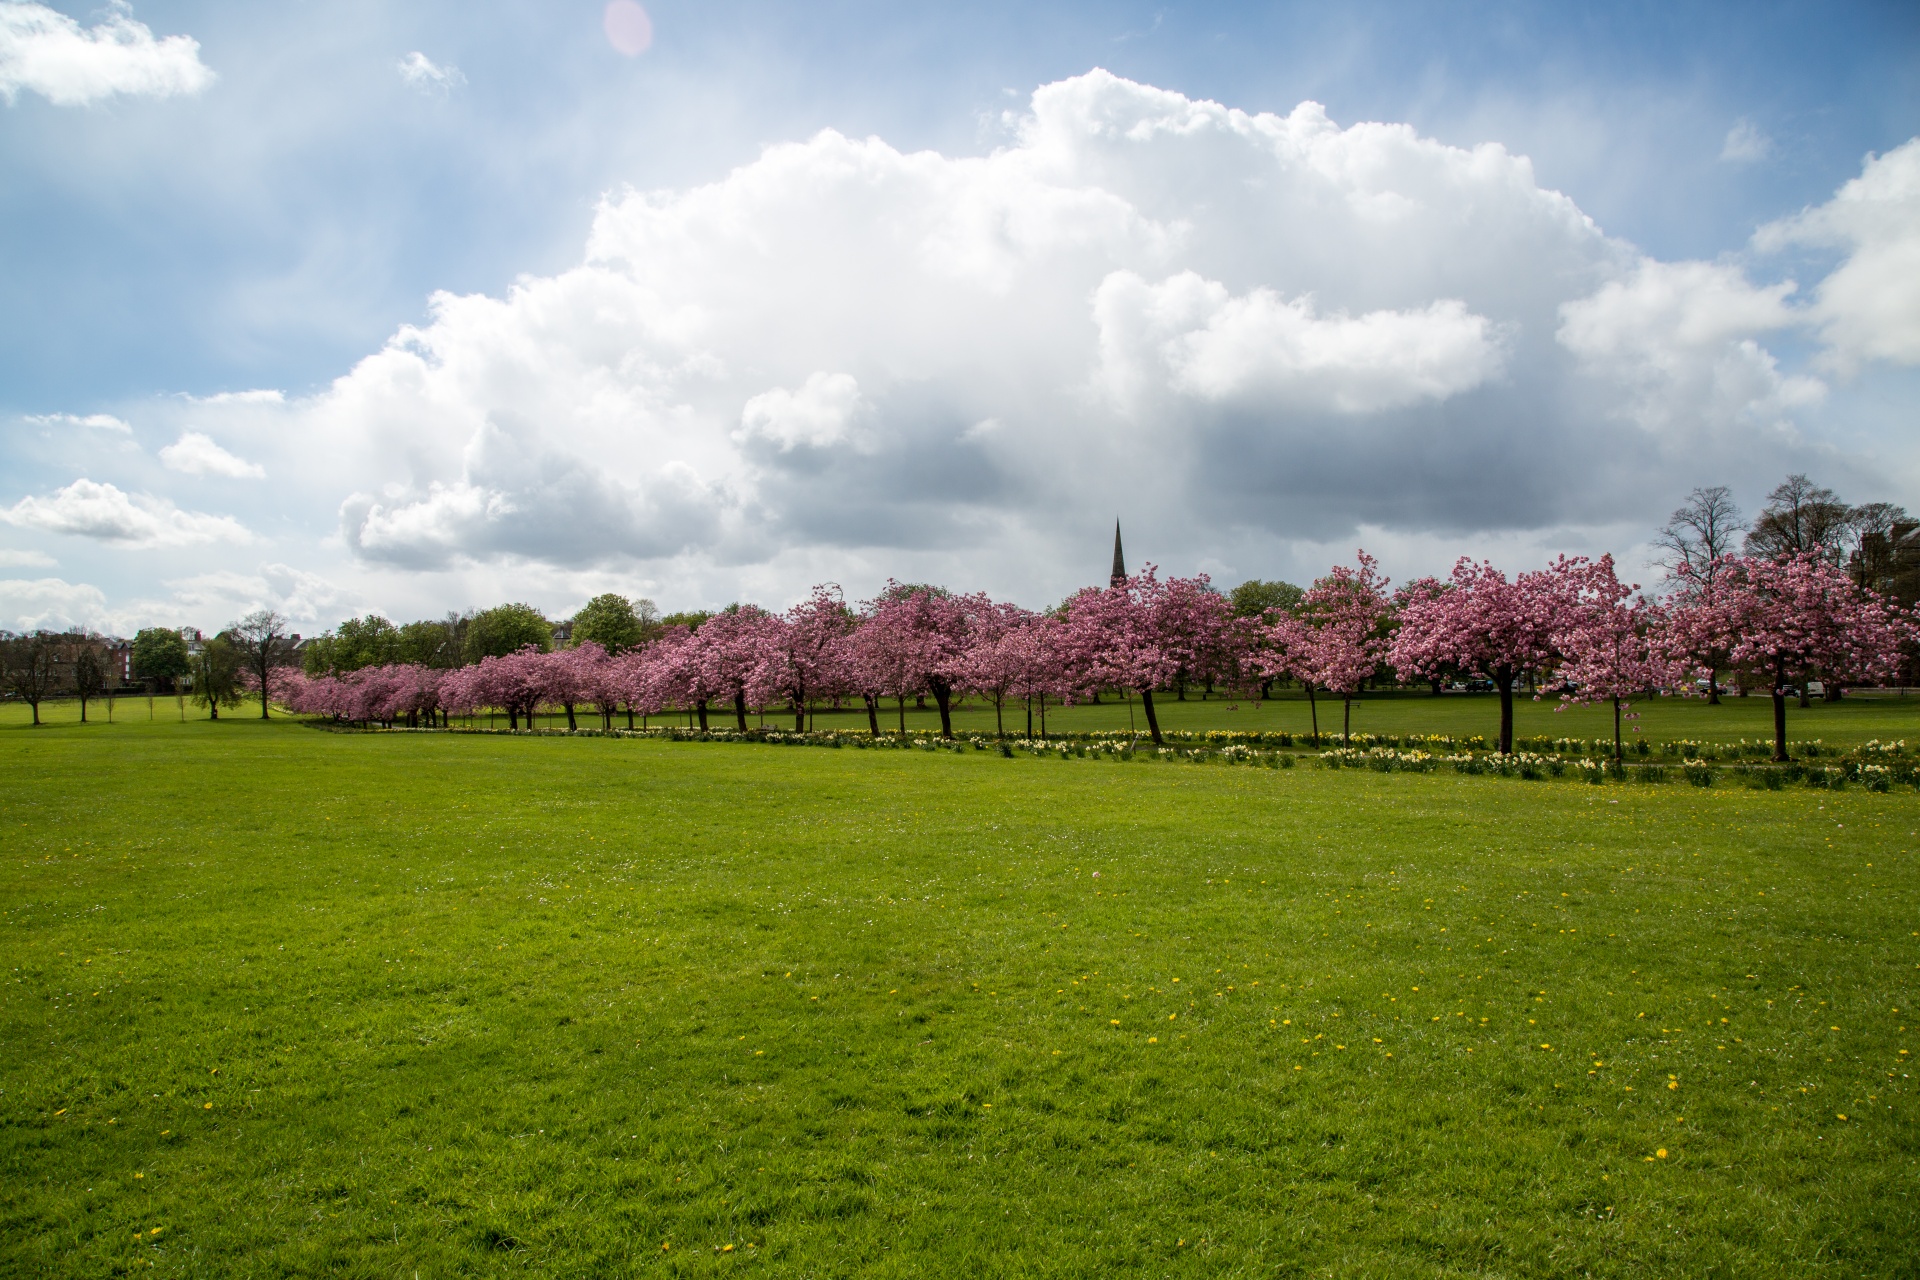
1656,1149 -> 1668,1159
1111,1019 -> 1120,1026
1148,1036 -> 1159,1044
1668,1081 -> 1679,1090
203,1102 -> 213,1110
1837,1113 -> 1848,1121
722,1244 -> 734,1253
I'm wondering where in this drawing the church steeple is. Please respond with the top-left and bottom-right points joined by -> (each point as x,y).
1110,519 -> 1127,586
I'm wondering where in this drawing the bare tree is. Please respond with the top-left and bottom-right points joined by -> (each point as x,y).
1654,486 -> 1742,583
70,637 -> 107,724
1655,486 -> 1742,703
1745,474 -> 1853,562
230,610 -> 297,718
1,632 -> 60,725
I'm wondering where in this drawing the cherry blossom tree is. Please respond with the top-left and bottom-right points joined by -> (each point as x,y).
1390,558 -> 1560,754
1288,550 -> 1393,745
691,607 -> 773,731
950,601 -> 1034,736
1666,553 -> 1911,760
756,586 -> 853,730
1542,555 -> 1678,762
1060,566 -> 1195,745
855,583 -> 978,738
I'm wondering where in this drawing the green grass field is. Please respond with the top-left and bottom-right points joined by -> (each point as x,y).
3,711 -> 1918,1276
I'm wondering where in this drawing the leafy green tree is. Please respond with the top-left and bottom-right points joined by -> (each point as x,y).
1230,579 -> 1303,618
132,627 -> 191,691
462,603 -> 553,662
398,615 -> 466,668
305,615 -> 402,675
188,634 -> 243,720
570,593 -> 658,654
659,610 -> 713,632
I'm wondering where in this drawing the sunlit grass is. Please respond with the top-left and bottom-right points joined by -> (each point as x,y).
2,716 -> 1916,1276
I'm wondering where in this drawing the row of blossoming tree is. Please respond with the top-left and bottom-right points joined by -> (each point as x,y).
279,550 -> 1913,763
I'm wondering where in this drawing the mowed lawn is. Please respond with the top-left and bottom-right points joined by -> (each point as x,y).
3,717 -> 1918,1277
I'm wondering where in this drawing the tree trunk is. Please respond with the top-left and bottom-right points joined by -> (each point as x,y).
1429,676 -> 1443,696
1613,696 -> 1623,763
1025,694 -> 1033,739
1706,666 -> 1721,706
1139,688 -> 1162,745
864,693 -> 881,737
564,701 -> 578,731
792,698 -> 804,732
736,691 -> 750,732
1772,660 -> 1789,761
696,699 -> 709,732
1305,683 -> 1318,742
1342,695 -> 1351,746
78,692 -> 88,723
626,705 -> 635,730
1495,666 -> 1515,754
931,678 -> 954,738
1040,693 -> 1047,738
28,696 -> 40,725
897,695 -> 907,733
209,700 -> 219,721
994,696 -> 1004,737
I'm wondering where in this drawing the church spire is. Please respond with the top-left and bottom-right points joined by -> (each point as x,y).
1110,519 -> 1127,586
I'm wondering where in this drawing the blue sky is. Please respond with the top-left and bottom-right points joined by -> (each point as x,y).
1,1 -> 1917,632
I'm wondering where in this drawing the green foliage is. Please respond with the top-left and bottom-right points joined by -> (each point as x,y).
461,603 -> 553,662
569,593 -> 656,654
397,617 -> 464,669
2,713 -> 1916,1275
304,615 -> 402,675
1230,578 -> 1303,618
187,635 -> 242,716
130,627 -> 190,687
659,609 -> 714,632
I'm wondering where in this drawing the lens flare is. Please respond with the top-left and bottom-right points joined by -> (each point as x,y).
604,1 -> 653,56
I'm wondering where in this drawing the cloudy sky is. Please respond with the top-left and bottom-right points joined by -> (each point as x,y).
2,0 -> 1916,634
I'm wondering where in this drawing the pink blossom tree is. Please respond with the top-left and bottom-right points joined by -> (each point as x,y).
1542,555 -> 1678,762
1060,567 -> 1192,744
1287,550 -> 1394,745
1390,558 -> 1561,754
1667,553 -> 1911,760
950,601 -> 1035,736
691,607 -> 773,731
756,586 -> 853,731
856,583 -> 978,738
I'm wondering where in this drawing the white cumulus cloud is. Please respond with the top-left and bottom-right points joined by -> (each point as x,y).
200,70 -> 1903,604
1756,138 -> 1920,372
397,51 -> 462,94
1556,258 -> 1822,433
1093,270 -> 1505,414
0,1 -> 214,107
24,411 -> 132,432
0,576 -> 107,631
739,373 -> 868,451
1,478 -> 250,548
159,430 -> 265,478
